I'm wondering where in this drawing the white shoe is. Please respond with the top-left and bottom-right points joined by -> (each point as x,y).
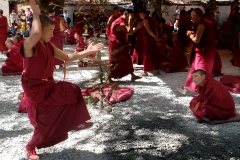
176,86 -> 187,95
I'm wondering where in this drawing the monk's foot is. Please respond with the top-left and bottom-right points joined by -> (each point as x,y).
176,86 -> 187,95
140,72 -> 148,77
18,92 -> 24,101
24,148 -> 39,160
75,122 -> 94,131
131,75 -> 142,81
106,78 -> 114,83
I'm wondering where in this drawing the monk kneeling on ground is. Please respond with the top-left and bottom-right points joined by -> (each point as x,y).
189,69 -> 240,124
1,39 -> 23,76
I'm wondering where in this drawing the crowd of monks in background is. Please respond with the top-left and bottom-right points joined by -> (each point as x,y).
1,2 -> 240,124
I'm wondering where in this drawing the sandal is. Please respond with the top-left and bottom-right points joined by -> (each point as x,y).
24,148 -> 39,160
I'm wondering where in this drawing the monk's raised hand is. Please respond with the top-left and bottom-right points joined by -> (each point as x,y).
87,42 -> 104,53
29,0 -> 41,15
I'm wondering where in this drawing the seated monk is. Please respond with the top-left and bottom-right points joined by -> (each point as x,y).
65,27 -> 77,44
162,39 -> 188,73
13,33 -> 24,47
220,75 -> 240,93
189,69 -> 240,124
1,39 -> 23,76
74,33 -> 96,67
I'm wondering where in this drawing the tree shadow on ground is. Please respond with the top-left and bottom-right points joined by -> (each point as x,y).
0,128 -> 32,139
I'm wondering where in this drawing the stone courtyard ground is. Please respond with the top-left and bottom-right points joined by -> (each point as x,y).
0,40 -> 240,160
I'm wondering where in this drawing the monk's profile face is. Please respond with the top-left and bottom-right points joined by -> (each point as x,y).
114,9 -> 120,16
74,33 -> 80,40
5,41 -> 13,49
139,13 -> 145,19
192,72 -> 205,86
191,11 -> 199,24
41,24 -> 55,42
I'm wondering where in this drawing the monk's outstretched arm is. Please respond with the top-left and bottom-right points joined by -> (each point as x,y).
23,0 -> 41,58
53,42 -> 104,62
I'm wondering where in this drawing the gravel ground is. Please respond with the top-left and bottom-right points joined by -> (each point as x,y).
0,40 -> 240,160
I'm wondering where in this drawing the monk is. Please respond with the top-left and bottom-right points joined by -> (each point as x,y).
189,69 -> 240,124
13,33 -> 24,47
18,1 -> 104,159
162,39 -> 188,73
1,39 -> 23,76
106,7 -> 121,37
108,10 -> 142,82
177,8 -> 216,94
139,9 -> 162,76
65,27 -> 77,44
49,7 -> 65,67
0,9 -> 8,53
74,11 -> 85,37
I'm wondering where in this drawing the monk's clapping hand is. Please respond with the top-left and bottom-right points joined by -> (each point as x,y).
136,22 -> 143,30
29,0 -> 41,15
186,30 -> 194,37
87,42 -> 104,53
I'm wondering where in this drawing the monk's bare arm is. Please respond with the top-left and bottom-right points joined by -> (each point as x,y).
23,0 -> 41,58
60,19 -> 65,31
143,19 -> 157,39
107,16 -> 114,29
189,24 -> 205,44
53,43 -> 104,62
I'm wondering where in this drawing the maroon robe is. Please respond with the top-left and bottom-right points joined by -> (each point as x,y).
108,17 -> 134,79
1,45 -> 23,75
164,43 -> 188,73
220,75 -> 240,93
50,16 -> 64,65
106,14 -> 120,37
0,15 -> 8,52
132,26 -> 144,65
212,51 -> 223,76
190,77 -> 236,123
65,29 -> 77,44
178,14 -> 192,48
75,37 -> 86,52
74,14 -> 84,36
184,18 -> 215,92
142,16 -> 161,71
18,42 -> 91,150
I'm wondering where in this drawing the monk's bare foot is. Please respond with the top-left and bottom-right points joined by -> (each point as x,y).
106,78 -> 114,83
140,72 -> 148,77
18,92 -> 24,101
24,147 -> 39,160
75,122 -> 93,131
131,75 -> 142,81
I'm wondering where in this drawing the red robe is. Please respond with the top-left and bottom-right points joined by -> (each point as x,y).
108,17 -> 134,79
75,37 -> 86,52
142,16 -> 162,71
184,18 -> 215,92
106,14 -> 120,37
1,45 -> 23,75
190,77 -> 236,123
0,15 -> 8,52
18,42 -> 91,150
74,14 -> 85,36
164,43 -> 188,72
50,16 -> 64,65
65,29 -> 77,44
212,51 -> 223,76
178,14 -> 192,48
132,26 -> 144,65
220,75 -> 240,93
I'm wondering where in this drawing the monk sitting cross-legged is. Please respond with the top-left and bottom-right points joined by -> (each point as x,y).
17,0 -> 104,159
162,39 -> 188,73
108,10 -> 142,82
1,39 -> 23,76
189,69 -> 240,124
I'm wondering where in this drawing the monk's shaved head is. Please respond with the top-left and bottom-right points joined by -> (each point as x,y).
39,14 -> 55,29
193,69 -> 206,76
6,39 -> 14,44
192,8 -> 203,17
0,9 -> 3,14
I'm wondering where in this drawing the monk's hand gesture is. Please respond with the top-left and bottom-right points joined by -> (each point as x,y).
86,42 -> 104,53
194,102 -> 200,113
29,0 -> 41,15
186,30 -> 194,37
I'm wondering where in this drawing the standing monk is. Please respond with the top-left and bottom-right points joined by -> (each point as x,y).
18,0 -> 104,159
177,8 -> 216,94
139,9 -> 162,76
0,9 -> 8,53
106,7 -> 121,38
108,10 -> 142,82
49,7 -> 65,68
